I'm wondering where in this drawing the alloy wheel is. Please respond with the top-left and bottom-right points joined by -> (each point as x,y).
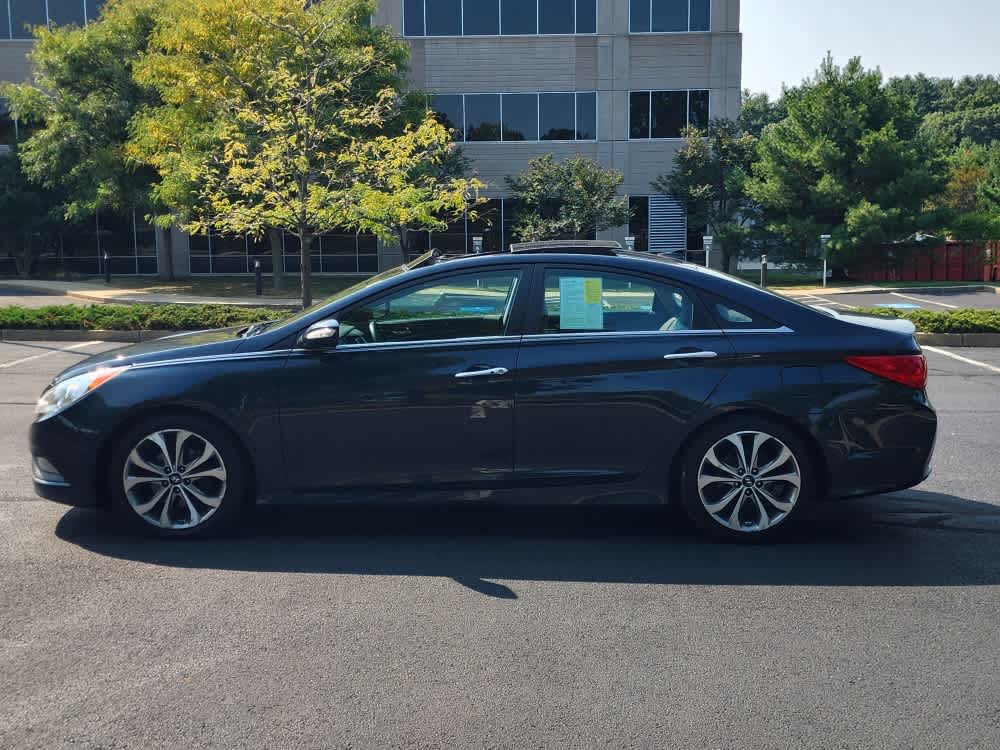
122,429 -> 228,530
696,430 -> 802,534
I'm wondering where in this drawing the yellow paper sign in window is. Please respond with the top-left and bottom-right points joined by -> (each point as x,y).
583,278 -> 602,305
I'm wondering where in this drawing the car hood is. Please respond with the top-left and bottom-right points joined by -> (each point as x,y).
51,327 -> 247,385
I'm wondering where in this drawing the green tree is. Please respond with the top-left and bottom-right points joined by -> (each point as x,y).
653,119 -> 758,271
504,154 -> 631,242
737,90 -> 787,137
0,149 -> 67,277
934,142 -> 1000,243
131,0 -> 479,307
1,0 -> 175,274
747,55 -> 948,268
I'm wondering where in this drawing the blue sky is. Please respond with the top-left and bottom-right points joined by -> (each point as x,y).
742,0 -> 1000,96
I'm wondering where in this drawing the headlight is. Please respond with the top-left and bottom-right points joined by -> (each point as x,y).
35,366 -> 128,422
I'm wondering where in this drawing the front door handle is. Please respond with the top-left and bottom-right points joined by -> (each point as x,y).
663,351 -> 718,361
455,367 -> 510,379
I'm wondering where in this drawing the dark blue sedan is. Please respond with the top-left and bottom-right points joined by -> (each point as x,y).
30,242 -> 936,541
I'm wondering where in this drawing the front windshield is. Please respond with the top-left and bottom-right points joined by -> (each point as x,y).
274,251 -> 436,329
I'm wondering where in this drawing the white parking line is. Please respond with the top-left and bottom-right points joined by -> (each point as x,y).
801,293 -> 852,310
0,341 -> 103,370
891,292 -> 959,309
923,346 -> 1000,374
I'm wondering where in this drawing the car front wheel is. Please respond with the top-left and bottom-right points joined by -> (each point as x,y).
108,414 -> 250,538
680,417 -> 816,542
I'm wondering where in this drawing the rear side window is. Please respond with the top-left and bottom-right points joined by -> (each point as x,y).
703,293 -> 782,330
538,269 -> 710,334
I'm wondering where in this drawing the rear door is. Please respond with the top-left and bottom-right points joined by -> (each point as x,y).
513,264 -> 734,481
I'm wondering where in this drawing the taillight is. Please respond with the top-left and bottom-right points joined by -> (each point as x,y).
845,354 -> 928,390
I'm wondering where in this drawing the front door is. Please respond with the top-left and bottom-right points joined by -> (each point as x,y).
514,265 -> 734,481
279,268 -> 526,491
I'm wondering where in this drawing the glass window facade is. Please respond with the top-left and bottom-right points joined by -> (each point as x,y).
464,94 -> 502,142
630,0 -> 712,32
629,90 -> 711,139
190,229 -> 377,275
424,0 -> 461,36
462,0 -> 499,35
432,92 -> 597,143
2,0 -> 101,39
405,0 -> 598,36
501,94 -> 538,141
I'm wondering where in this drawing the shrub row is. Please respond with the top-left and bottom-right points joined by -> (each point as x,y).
848,307 -> 1000,333
0,304 -> 285,331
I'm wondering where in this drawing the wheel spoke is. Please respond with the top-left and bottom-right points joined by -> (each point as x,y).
184,467 -> 226,482
757,447 -> 792,479
703,485 -> 743,515
727,493 -> 748,529
704,445 -> 740,478
179,488 -> 202,526
724,434 -> 750,473
751,494 -> 772,530
147,432 -> 174,473
132,485 -> 169,515
184,441 -> 216,474
760,472 -> 800,489
127,450 -> 167,477
755,485 -> 795,513
159,491 -> 177,526
184,483 -> 223,509
748,432 -> 768,471
124,475 -> 164,492
173,430 -> 193,472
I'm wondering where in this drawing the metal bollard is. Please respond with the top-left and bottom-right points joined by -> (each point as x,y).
103,252 -> 111,284
254,260 -> 263,296
760,254 -> 768,289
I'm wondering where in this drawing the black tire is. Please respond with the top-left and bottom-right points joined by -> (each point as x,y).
108,413 -> 251,539
679,416 -> 818,543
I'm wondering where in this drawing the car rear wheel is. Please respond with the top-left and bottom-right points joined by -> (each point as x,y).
680,417 -> 816,542
108,414 -> 250,538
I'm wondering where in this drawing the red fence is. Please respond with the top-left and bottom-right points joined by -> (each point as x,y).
853,242 -> 1000,283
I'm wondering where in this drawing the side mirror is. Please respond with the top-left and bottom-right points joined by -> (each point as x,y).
300,319 -> 340,350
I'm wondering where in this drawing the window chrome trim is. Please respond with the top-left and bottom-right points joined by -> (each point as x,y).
294,335 -> 523,354
522,329 -> 725,343
721,326 -> 795,334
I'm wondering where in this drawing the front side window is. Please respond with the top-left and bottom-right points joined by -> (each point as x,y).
630,90 -> 710,139
338,271 -> 523,345
539,269 -> 706,334
631,0 -> 712,32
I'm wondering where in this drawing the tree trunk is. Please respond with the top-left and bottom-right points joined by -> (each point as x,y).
15,234 -> 32,278
267,228 -> 284,292
299,228 -> 313,309
161,226 -> 175,281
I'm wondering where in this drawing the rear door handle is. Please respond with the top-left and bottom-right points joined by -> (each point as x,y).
663,351 -> 718,361
455,367 -> 510,379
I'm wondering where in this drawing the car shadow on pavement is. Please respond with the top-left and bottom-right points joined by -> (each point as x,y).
55,489 -> 1000,597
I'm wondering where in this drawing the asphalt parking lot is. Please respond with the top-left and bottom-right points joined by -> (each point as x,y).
2,340 -> 1000,748
794,285 -> 1000,312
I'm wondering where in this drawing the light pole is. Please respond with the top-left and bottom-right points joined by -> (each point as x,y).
703,235 -> 714,269
819,234 -> 832,288
625,236 -> 636,252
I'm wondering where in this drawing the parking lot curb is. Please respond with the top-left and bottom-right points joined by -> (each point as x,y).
1,329 -> 197,343
916,332 -> 1000,347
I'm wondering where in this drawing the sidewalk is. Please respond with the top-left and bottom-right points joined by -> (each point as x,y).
1,279 -> 301,309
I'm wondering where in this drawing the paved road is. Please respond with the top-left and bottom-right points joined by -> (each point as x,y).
796,287 -> 1000,311
2,341 -> 1000,749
